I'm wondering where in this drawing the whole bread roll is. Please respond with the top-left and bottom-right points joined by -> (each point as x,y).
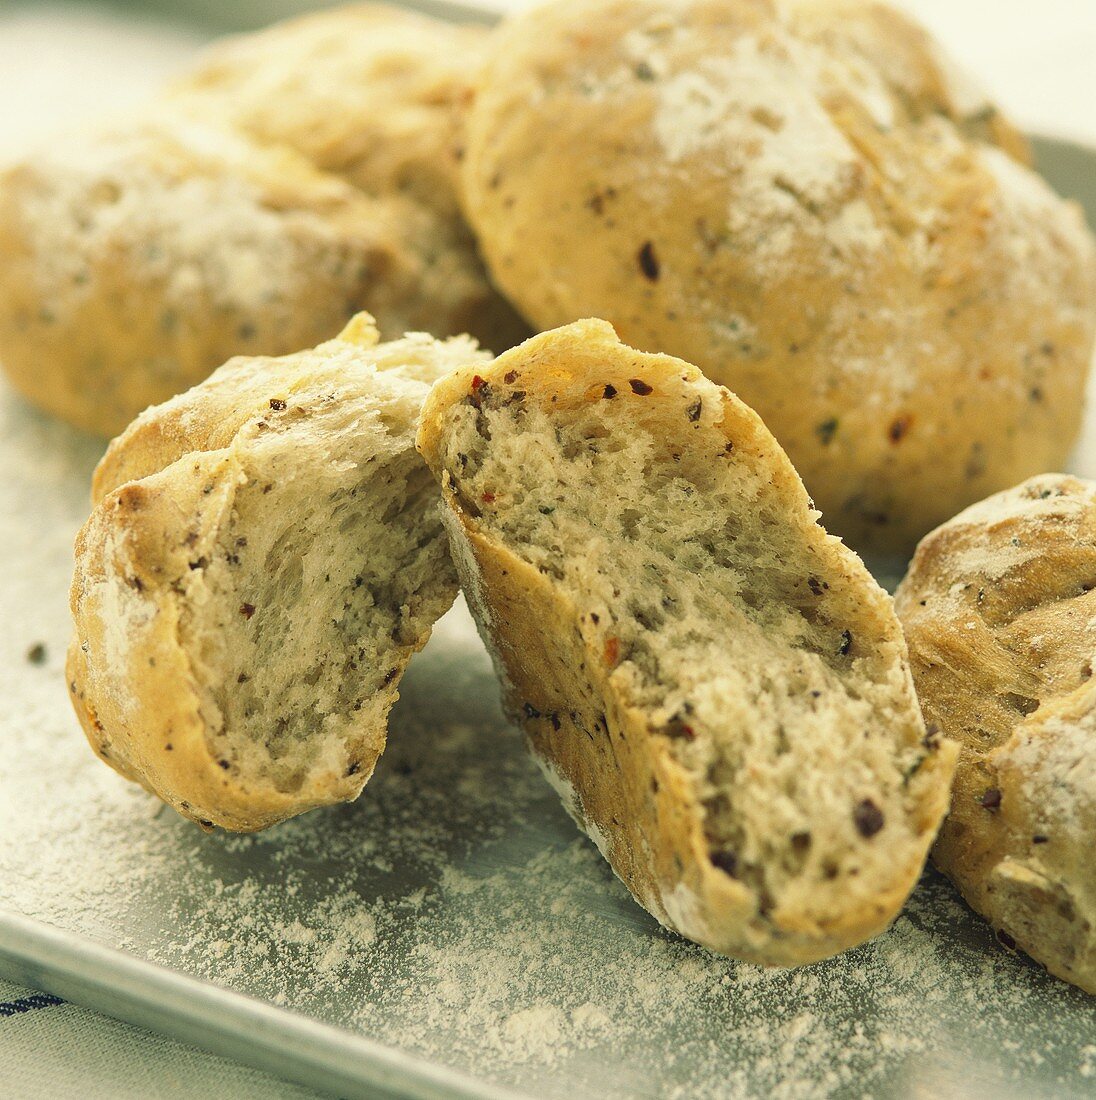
170,2 -> 528,353
68,315 -> 483,831
896,474 -> 1096,994
462,0 -> 1096,554
417,318 -> 957,966
0,114 -> 483,437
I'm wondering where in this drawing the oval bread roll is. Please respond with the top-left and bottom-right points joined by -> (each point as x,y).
896,474 -> 1096,994
169,2 -> 528,353
461,0 -> 1096,554
68,315 -> 484,831
417,318 -> 957,965
0,114 -> 461,437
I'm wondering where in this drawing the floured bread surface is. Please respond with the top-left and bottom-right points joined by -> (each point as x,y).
170,3 -> 528,354
0,113 -> 426,437
896,475 -> 1096,994
417,319 -> 956,965
171,2 -> 482,217
462,0 -> 1096,554
68,315 -> 484,831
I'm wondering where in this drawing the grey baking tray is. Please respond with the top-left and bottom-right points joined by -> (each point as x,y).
2,2 -> 1096,1097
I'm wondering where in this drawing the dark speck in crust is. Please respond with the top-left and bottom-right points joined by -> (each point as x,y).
637,241 -> 660,281
629,379 -> 653,396
710,850 -> 738,877
922,722 -> 941,750
980,787 -> 1002,811
888,415 -> 913,444
26,643 -> 47,666
240,602 -> 256,620
269,398 -> 287,412
853,799 -> 885,837
816,418 -> 839,446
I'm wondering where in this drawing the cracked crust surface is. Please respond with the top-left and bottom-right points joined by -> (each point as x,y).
418,318 -> 956,965
462,0 -> 1096,554
896,474 -> 1096,994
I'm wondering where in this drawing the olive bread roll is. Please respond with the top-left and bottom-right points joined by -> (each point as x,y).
0,115 -> 440,437
417,318 -> 957,965
170,2 -> 528,353
896,474 -> 1096,994
462,0 -> 1096,553
68,315 -> 484,831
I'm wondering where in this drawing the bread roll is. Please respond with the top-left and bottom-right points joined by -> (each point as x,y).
0,114 -> 464,437
68,314 -> 483,831
462,0 -> 1096,553
417,318 -> 957,965
170,2 -> 528,353
896,474 -> 1096,994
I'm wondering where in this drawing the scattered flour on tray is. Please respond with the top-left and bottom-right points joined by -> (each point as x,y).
2,387 -> 1094,1099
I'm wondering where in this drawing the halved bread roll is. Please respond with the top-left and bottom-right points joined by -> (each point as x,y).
68,315 -> 484,831
417,319 -> 957,965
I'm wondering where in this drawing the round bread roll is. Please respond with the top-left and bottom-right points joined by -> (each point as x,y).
462,0 -> 1096,554
418,319 -> 957,965
171,2 -> 481,217
0,113 -> 505,438
895,474 -> 1096,994
169,2 -> 528,353
69,314 -> 481,832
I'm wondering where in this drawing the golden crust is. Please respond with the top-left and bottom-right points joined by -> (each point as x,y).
896,474 -> 1096,993
462,0 -> 1096,554
0,114 -> 421,438
66,462 -> 354,832
418,318 -> 956,966
170,3 -> 483,217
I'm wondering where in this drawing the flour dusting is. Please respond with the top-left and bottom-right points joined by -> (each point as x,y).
1,382 -> 1092,1097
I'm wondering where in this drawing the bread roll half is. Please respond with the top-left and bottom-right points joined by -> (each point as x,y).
69,315 -> 484,831
418,319 -> 956,965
